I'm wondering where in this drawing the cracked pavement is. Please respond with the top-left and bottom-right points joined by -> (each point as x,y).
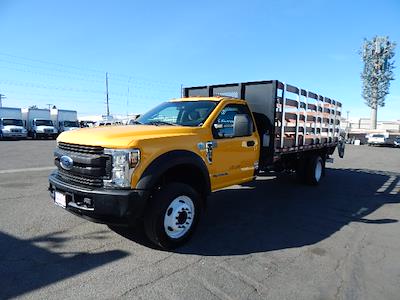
0,140 -> 399,299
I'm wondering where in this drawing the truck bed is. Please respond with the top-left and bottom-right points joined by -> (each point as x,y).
184,80 -> 342,166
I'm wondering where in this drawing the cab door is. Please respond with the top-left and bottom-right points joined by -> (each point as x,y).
207,104 -> 259,190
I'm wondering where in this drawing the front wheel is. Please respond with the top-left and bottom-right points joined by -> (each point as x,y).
144,182 -> 202,250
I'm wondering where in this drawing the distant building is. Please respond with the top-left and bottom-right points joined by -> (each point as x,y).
341,118 -> 400,133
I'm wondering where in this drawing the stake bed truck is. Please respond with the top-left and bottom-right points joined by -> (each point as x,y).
49,80 -> 344,249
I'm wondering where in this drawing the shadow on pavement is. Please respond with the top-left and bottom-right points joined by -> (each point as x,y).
0,230 -> 128,299
114,168 -> 399,255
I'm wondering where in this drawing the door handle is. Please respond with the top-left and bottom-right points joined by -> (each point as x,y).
246,140 -> 255,147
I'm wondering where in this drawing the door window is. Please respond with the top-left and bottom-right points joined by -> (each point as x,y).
213,104 -> 253,138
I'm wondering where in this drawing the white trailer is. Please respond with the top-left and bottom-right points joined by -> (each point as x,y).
0,107 -> 28,139
51,109 -> 79,132
22,108 -> 58,139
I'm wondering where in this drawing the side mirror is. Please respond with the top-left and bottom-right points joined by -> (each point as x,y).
233,114 -> 252,137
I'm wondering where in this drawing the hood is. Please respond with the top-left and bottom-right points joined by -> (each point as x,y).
58,125 -> 199,148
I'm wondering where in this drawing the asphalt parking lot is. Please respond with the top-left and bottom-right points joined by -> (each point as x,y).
0,140 -> 399,299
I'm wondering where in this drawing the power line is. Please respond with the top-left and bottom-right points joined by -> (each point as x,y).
0,59 -> 180,92
0,52 -> 181,86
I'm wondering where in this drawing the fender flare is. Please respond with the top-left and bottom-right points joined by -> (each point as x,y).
136,150 -> 211,196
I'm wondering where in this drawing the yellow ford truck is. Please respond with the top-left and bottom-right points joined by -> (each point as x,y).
49,80 -> 344,249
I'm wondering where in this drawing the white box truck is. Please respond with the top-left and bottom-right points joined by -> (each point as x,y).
0,107 -> 28,139
22,108 -> 58,139
51,109 -> 79,133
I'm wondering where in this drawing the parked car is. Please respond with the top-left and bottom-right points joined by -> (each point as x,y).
394,136 -> 400,148
367,133 -> 389,146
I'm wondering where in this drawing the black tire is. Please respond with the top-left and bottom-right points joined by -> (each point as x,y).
0,131 -> 3,140
305,155 -> 325,185
338,142 -> 345,158
144,182 -> 202,250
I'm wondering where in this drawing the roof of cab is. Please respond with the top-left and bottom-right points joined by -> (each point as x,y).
169,96 -> 244,102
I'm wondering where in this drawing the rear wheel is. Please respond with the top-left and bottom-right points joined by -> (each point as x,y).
144,182 -> 202,250
305,155 -> 324,185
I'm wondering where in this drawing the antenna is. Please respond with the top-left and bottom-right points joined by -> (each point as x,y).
127,77 -> 132,116
106,72 -> 110,117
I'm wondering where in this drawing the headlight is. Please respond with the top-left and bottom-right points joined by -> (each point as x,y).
2,129 -> 10,133
103,149 -> 140,188
53,128 -> 58,133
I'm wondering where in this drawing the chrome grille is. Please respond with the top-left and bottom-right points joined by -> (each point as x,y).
58,142 -> 104,155
55,142 -> 110,188
57,169 -> 103,188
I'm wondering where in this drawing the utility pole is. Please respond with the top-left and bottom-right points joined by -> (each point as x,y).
46,103 -> 53,110
360,36 -> 396,129
346,110 -> 350,133
105,72 -> 110,118
0,94 -> 6,107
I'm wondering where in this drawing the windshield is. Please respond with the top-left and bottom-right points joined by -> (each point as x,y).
36,120 -> 53,126
63,121 -> 79,127
137,101 -> 217,127
3,119 -> 23,126
372,134 -> 385,138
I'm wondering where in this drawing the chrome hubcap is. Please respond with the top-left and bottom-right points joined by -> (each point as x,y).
163,196 -> 195,239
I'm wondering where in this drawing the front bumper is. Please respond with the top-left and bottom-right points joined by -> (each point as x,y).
37,132 -> 58,138
48,171 -> 148,225
368,139 -> 386,145
2,132 -> 28,138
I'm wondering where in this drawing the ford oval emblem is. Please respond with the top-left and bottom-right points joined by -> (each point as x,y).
60,155 -> 74,170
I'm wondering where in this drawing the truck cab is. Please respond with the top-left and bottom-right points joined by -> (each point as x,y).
49,80 -> 342,249
30,119 -> 58,139
58,120 -> 80,132
51,109 -> 79,133
22,108 -> 58,139
0,118 -> 28,139
0,107 -> 28,139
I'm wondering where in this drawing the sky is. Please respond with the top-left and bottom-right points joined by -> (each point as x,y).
0,0 -> 399,120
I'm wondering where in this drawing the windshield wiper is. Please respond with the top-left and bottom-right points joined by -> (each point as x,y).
146,121 -> 177,126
